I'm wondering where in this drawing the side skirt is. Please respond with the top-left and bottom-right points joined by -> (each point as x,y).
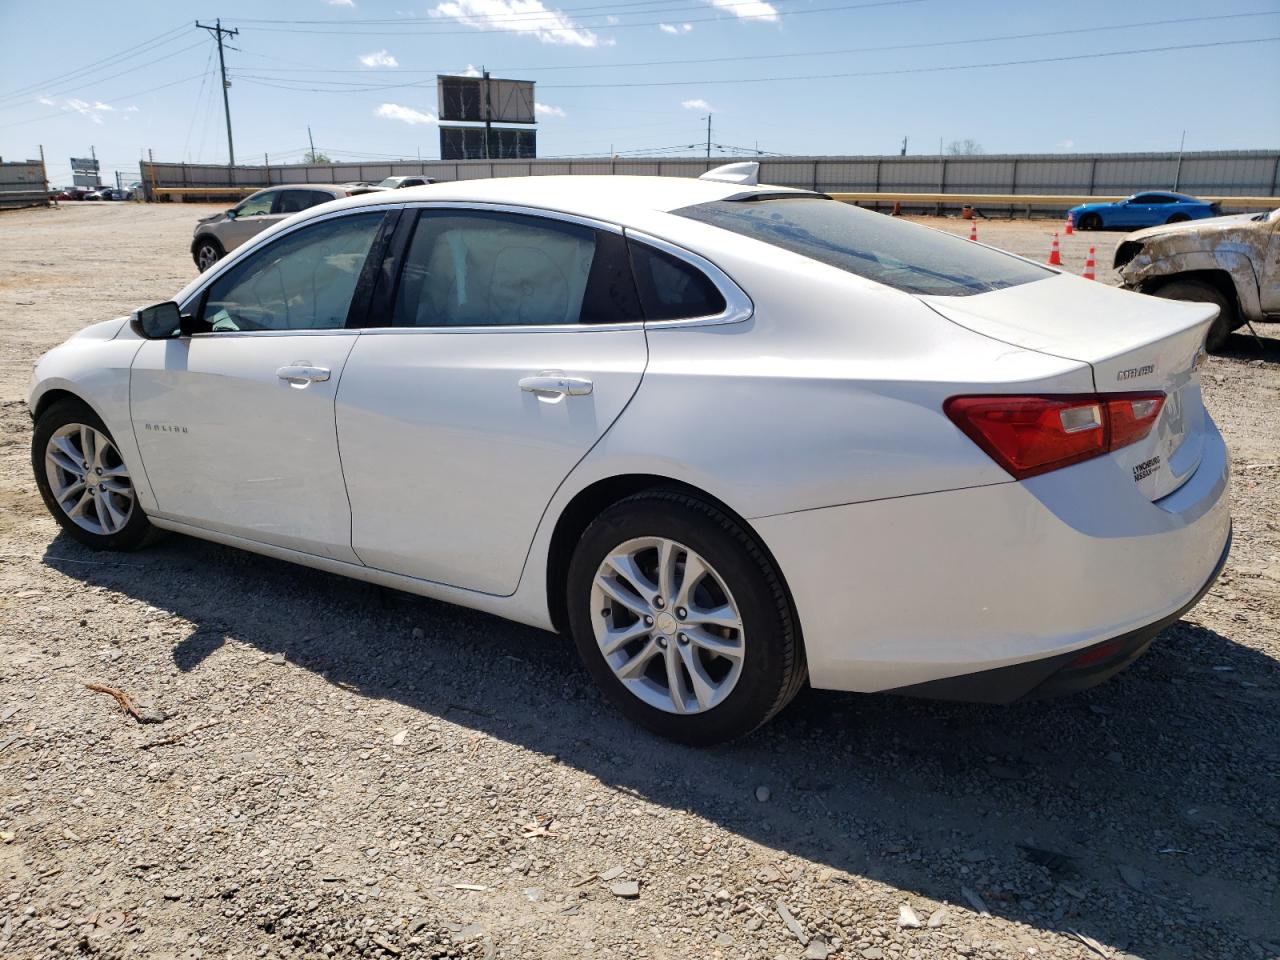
147,516 -> 556,633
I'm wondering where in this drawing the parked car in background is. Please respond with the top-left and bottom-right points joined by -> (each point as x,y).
191,184 -> 350,270
55,187 -> 91,201
350,175 -> 437,195
1115,207 -> 1280,350
1070,192 -> 1220,231
29,170 -> 1230,743
89,187 -> 128,201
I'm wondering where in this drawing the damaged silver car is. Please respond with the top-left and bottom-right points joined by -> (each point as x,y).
1114,208 -> 1280,350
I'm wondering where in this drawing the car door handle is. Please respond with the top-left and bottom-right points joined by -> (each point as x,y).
276,364 -> 331,385
519,373 -> 593,397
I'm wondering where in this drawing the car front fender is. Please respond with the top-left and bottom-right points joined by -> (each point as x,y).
1119,245 -> 1262,321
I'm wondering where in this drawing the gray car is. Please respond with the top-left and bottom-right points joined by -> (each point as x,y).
191,184 -> 350,271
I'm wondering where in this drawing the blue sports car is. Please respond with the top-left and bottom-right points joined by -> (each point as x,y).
1069,192 -> 1221,231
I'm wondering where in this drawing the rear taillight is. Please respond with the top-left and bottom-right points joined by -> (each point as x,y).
945,392 -> 1165,480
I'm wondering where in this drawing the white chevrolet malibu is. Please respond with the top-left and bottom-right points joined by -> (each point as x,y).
29,170 -> 1231,744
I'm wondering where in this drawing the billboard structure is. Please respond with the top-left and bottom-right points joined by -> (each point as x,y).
438,73 -> 536,161
70,156 -> 101,188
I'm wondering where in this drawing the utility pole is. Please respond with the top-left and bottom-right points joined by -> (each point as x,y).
196,18 -> 239,167
482,67 -> 492,161
307,125 -> 316,162
900,136 -> 908,156
705,114 -> 711,160
1173,129 -> 1186,191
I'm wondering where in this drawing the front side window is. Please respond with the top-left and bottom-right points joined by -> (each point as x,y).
1135,194 -> 1173,204
236,191 -> 276,217
200,212 -> 384,332
391,210 -> 640,327
675,197 -> 1051,297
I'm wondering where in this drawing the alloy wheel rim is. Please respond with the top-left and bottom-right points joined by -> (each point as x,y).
197,245 -> 217,269
590,537 -> 745,715
44,423 -> 134,536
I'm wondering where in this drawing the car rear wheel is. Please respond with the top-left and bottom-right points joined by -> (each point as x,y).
1166,213 -> 1191,224
1078,212 -> 1102,231
567,490 -> 806,745
194,237 -> 224,271
32,398 -> 156,550
1151,278 -> 1238,352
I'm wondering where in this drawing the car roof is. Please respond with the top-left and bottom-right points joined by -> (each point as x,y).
325,175 -> 815,224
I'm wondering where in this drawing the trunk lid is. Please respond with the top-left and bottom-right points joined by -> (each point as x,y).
921,274 -> 1214,501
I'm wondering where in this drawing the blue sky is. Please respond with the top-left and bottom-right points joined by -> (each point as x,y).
2,0 -> 1278,186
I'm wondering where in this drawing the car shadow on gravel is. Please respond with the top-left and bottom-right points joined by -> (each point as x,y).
1216,326 -> 1280,362
44,531 -> 1280,960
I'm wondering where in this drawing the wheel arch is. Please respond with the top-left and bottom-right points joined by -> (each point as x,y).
544,473 -> 802,643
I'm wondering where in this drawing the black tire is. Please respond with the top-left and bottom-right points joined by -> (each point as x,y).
193,236 -> 224,271
1078,212 -> 1102,231
32,398 -> 157,551
567,490 -> 806,745
1166,213 -> 1191,224
1150,278 -> 1239,352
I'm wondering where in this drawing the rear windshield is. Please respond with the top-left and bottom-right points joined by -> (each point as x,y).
674,197 -> 1051,297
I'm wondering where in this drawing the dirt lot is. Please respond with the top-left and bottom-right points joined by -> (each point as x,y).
1,202 -> 1278,960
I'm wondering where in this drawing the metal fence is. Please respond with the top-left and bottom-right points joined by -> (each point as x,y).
140,149 -> 1280,213
0,159 -> 49,209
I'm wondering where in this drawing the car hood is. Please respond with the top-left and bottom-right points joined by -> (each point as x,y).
196,211 -> 228,227
1070,202 -> 1113,213
1120,211 -> 1257,244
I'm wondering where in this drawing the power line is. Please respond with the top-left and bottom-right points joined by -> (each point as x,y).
234,0 -> 792,24
237,0 -> 924,36
536,35 -> 1280,88
0,40 -> 210,112
0,71 -> 211,130
0,23 -> 189,102
226,10 -> 1280,85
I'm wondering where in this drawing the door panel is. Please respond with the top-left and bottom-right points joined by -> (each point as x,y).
131,333 -> 360,561
338,328 -> 647,593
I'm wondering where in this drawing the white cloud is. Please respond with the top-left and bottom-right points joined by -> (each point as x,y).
1057,138 -> 1075,150
704,0 -> 777,21
359,49 -> 398,67
329,0 -> 355,6
460,64 -> 483,77
124,105 -> 140,112
40,96 -> 117,123
659,22 -> 693,34
681,98 -> 713,112
430,0 -> 598,47
606,14 -> 618,23
375,102 -> 437,125
534,102 -> 566,118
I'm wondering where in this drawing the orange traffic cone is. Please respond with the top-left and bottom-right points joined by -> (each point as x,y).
1047,233 -> 1062,265
968,220 -> 977,242
1083,246 -> 1096,280
1064,213 -> 1074,236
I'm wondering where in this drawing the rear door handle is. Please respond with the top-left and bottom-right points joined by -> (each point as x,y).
276,364 -> 331,385
519,373 -> 593,397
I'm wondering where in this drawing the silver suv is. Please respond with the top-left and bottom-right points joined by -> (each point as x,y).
191,184 -> 350,271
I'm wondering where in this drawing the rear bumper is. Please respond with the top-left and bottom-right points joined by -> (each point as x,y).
752,417 -> 1231,695
886,525 -> 1230,703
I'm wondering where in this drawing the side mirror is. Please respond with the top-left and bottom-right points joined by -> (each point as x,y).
130,301 -> 182,339
225,208 -> 238,220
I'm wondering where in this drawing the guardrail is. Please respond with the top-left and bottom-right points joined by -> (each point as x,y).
829,192 -> 1278,210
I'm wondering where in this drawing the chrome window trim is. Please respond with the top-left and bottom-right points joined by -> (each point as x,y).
179,202 -> 405,316
401,200 -> 624,236
623,229 -> 753,329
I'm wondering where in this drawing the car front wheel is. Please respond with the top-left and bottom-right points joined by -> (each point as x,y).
194,237 -> 224,271
567,490 -> 806,745
32,398 -> 156,550
1078,212 -> 1102,230
1151,278 -> 1239,352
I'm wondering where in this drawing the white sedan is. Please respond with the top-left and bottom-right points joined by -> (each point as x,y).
29,167 -> 1231,744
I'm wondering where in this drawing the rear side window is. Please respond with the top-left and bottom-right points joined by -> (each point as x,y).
392,210 -> 641,327
277,189 -> 331,214
674,197 -> 1051,297
628,241 -> 726,320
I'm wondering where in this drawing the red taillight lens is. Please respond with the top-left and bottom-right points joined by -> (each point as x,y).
945,391 -> 1165,480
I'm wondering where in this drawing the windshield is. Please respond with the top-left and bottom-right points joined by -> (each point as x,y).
377,177 -> 400,188
674,197 -> 1052,297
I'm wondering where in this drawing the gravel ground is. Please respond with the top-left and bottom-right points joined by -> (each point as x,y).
1,202 -> 1278,960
